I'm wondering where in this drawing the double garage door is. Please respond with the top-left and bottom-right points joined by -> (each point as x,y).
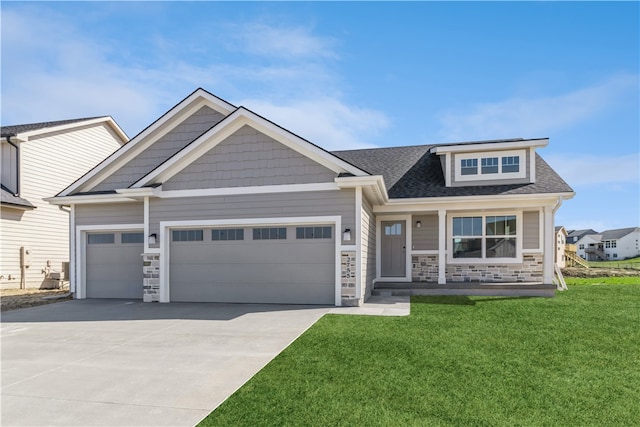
170,225 -> 335,305
85,224 -> 335,304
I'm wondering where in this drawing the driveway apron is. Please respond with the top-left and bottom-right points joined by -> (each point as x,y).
1,300 -> 330,426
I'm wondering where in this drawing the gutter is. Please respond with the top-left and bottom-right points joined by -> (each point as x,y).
5,135 -> 20,196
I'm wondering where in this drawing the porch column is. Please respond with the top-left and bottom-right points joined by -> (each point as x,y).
543,205 -> 554,284
438,209 -> 446,284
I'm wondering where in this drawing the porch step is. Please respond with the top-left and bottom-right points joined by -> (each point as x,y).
372,282 -> 556,298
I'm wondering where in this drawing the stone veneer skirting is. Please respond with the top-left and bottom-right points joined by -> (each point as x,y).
341,251 -> 359,306
142,253 -> 160,302
412,254 -> 544,283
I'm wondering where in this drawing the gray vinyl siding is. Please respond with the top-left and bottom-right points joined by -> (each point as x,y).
361,196 -> 376,300
450,149 -> 531,187
163,125 -> 337,190
75,202 -> 144,226
523,210 -> 540,250
412,214 -> 438,250
149,189 -> 355,246
91,106 -> 225,192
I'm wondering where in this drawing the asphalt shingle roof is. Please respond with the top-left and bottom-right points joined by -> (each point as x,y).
331,144 -> 573,199
601,227 -> 639,240
1,117 -> 106,137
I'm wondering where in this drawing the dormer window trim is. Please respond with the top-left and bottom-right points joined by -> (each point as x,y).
454,149 -> 526,182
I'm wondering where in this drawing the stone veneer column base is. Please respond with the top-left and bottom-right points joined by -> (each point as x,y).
340,251 -> 360,306
142,253 -> 160,302
412,254 -> 544,283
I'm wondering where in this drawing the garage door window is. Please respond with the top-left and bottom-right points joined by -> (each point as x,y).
172,229 -> 204,242
296,226 -> 332,239
121,232 -> 144,243
253,227 -> 286,240
212,228 -> 244,241
88,233 -> 115,244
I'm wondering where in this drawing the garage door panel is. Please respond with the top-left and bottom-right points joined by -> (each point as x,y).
171,262 -> 334,286
170,225 -> 335,304
169,281 -> 334,304
86,231 -> 143,299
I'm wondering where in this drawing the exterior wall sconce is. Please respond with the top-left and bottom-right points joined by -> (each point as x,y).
148,233 -> 157,245
416,220 -> 422,228
343,228 -> 351,241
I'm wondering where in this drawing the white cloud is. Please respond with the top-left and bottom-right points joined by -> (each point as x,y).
1,6 -> 387,145
437,74 -> 639,141
239,97 -> 388,150
545,152 -> 639,187
226,23 -> 337,60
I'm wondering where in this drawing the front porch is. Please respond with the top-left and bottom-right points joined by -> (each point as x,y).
372,281 -> 556,297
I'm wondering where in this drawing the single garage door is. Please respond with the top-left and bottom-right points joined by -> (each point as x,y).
86,231 -> 144,299
170,225 -> 335,304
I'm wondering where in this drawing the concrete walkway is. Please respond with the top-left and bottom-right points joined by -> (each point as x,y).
1,296 -> 408,426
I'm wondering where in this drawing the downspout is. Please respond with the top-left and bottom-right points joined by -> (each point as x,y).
6,135 -> 20,196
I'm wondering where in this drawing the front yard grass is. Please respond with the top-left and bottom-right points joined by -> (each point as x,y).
200,284 -> 639,426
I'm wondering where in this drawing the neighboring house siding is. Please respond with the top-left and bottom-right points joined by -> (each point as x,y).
148,189 -> 356,245
523,211 -> 540,250
163,125 -> 337,191
361,196 -> 376,300
412,214 -> 438,250
91,106 -> 224,192
0,124 -> 122,288
74,202 -> 144,226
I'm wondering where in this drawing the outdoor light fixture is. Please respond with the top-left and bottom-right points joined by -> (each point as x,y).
343,228 -> 351,241
416,220 -> 422,228
148,233 -> 157,245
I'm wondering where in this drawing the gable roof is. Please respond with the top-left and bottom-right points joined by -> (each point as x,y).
332,145 -> 573,198
601,227 -> 639,240
130,106 -> 369,189
1,116 -> 128,142
58,88 -> 238,196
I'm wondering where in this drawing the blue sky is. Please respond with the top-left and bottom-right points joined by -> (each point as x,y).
2,1 -> 638,231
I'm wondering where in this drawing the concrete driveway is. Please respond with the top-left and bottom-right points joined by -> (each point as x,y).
1,299 -> 331,426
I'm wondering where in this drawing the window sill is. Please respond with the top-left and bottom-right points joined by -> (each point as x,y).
447,257 -> 523,265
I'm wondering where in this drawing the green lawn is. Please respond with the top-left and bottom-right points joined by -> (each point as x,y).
200,285 -> 639,426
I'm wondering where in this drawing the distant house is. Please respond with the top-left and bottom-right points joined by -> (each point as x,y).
47,88 -> 575,305
575,227 -> 640,261
555,226 -> 568,268
1,118 -> 127,289
566,229 -> 597,244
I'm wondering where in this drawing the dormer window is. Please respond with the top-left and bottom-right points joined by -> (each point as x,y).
455,149 -> 526,182
481,157 -> 499,174
460,159 -> 478,175
502,156 -> 520,173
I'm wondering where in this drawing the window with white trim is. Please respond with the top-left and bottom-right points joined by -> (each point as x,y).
455,150 -> 526,182
452,215 -> 517,259
460,159 -> 478,175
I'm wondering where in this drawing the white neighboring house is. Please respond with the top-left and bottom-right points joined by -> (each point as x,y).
555,226 -> 567,268
1,117 -> 127,289
575,227 -> 640,261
